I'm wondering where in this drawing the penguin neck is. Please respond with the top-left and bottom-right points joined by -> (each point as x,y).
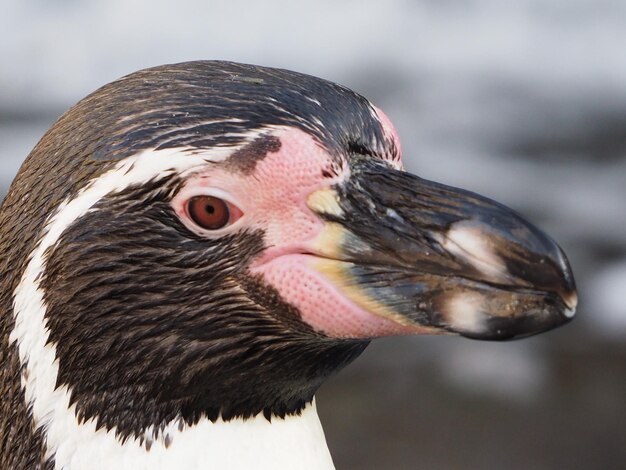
46,401 -> 335,470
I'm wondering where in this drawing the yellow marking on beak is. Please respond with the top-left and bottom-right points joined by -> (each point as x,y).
308,222 -> 348,259
309,258 -> 416,327
307,188 -> 344,217
307,189 -> 422,329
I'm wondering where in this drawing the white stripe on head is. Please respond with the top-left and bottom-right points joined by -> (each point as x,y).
9,139 -> 333,469
10,146 -> 223,464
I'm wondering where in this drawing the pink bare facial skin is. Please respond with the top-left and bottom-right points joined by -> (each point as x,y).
173,123 -> 429,339
373,106 -> 404,170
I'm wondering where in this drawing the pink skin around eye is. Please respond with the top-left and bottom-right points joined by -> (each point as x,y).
373,105 -> 404,169
173,125 -> 428,339
226,202 -> 244,224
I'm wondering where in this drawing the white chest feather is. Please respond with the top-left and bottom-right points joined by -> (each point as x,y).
51,403 -> 335,470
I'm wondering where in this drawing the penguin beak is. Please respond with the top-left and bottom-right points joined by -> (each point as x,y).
307,158 -> 577,340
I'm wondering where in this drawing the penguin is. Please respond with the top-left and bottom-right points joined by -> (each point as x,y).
0,61 -> 577,469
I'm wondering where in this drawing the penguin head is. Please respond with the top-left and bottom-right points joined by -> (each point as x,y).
4,61 -> 576,440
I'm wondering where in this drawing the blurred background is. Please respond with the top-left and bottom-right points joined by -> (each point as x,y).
2,0 -> 625,468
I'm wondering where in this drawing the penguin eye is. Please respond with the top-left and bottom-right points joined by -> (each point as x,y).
186,195 -> 242,230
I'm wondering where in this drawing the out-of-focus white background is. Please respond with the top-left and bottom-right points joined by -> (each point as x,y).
2,1 -> 625,469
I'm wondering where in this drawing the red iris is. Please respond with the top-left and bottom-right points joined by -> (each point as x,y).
187,195 -> 235,230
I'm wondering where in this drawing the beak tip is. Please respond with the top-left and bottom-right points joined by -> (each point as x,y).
562,292 -> 578,318
549,244 -> 578,318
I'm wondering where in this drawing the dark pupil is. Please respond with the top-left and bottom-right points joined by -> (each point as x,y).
188,196 -> 229,230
